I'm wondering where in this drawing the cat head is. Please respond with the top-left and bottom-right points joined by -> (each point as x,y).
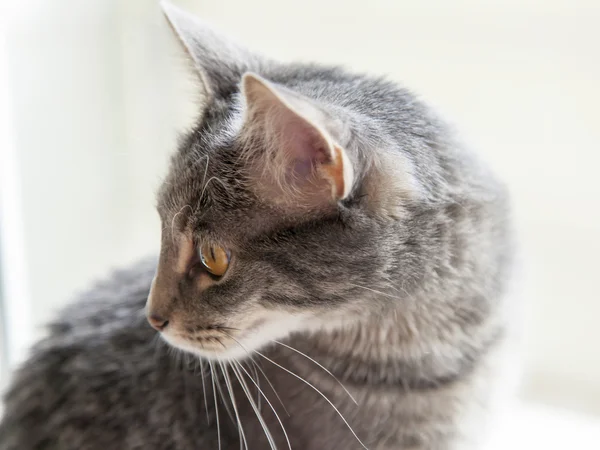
146,2 -> 420,360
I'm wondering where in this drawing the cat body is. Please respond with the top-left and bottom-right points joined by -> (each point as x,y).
0,2 -> 516,449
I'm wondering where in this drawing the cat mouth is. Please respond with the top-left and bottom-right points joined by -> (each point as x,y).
157,313 -> 305,361
160,327 -> 248,360
185,335 -> 230,349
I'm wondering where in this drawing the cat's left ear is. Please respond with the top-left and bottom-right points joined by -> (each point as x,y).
241,73 -> 354,206
161,1 -> 256,100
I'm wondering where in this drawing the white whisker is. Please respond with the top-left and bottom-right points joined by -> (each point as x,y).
272,340 -> 358,405
170,204 -> 192,244
347,282 -> 400,300
236,361 -> 292,450
246,360 -> 262,412
200,154 -> 210,186
256,351 -> 368,450
200,359 -> 210,424
220,362 -> 248,450
200,176 -> 229,202
231,363 -> 277,450
209,361 -> 222,450
212,362 -> 236,425
348,282 -> 420,336
220,330 -> 290,416
250,358 -> 290,417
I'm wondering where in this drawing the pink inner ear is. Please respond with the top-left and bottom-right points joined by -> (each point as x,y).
242,73 -> 351,204
276,113 -> 332,182
292,158 -> 313,178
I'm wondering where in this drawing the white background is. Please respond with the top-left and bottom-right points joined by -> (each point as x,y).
1,0 -> 599,439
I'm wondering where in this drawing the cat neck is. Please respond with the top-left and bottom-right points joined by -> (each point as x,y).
280,301 -> 501,391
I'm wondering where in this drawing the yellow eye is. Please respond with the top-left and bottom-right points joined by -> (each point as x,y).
199,243 -> 231,276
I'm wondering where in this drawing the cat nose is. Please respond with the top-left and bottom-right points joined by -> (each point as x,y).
148,314 -> 169,331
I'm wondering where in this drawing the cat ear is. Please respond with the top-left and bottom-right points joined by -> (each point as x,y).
241,73 -> 354,206
161,1 -> 254,99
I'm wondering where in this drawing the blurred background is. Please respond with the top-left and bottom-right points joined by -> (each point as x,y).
1,0 -> 599,447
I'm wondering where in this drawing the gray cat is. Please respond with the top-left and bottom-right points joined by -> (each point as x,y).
0,2 -> 516,449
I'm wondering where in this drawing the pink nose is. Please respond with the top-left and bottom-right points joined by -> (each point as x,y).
148,314 -> 169,331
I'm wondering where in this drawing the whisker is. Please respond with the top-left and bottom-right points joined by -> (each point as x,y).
272,340 -> 358,405
256,351 -> 369,450
209,361 -> 222,450
220,330 -> 289,416
236,361 -> 292,450
217,326 -> 241,331
220,362 -> 248,450
184,353 -> 195,371
200,176 -> 229,202
246,359 -> 262,412
216,337 -> 228,350
347,282 -> 400,300
170,204 -> 192,244
347,282 -> 421,336
200,154 -> 210,188
170,346 -> 184,369
230,363 -> 277,450
151,333 -> 164,359
196,359 -> 210,424
251,358 -> 290,417
211,361 -> 236,425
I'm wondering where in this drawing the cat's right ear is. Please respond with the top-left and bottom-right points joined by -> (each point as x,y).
161,1 -> 256,100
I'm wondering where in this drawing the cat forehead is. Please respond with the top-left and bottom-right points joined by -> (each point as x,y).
157,172 -> 250,235
157,99 -> 248,203
156,157 -> 261,243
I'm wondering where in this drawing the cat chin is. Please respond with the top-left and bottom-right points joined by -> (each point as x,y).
159,332 -> 249,361
159,311 -> 311,362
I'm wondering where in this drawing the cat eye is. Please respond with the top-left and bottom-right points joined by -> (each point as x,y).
199,243 -> 231,277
